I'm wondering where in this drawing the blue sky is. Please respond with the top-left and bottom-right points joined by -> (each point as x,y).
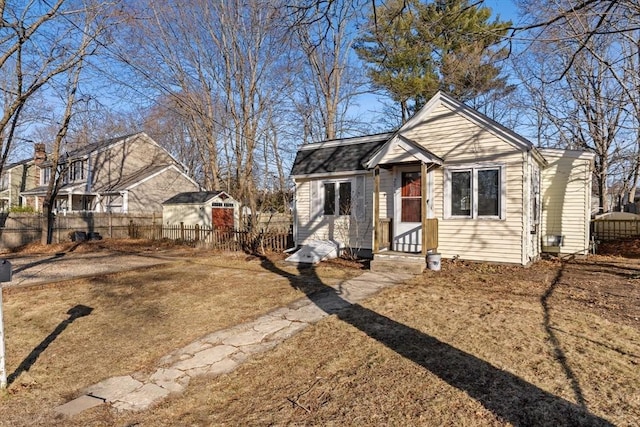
483,0 -> 520,23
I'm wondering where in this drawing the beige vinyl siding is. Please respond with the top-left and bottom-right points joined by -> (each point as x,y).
539,149 -> 592,256
295,174 -> 375,250
402,103 -> 528,264
431,156 -> 526,264
378,168 -> 393,218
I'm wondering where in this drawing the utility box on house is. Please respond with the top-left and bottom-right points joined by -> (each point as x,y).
162,191 -> 239,229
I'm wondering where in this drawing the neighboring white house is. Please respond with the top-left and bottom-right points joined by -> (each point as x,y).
162,191 -> 239,229
290,91 -> 595,266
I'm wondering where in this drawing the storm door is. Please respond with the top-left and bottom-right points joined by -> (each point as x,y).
394,168 -> 422,252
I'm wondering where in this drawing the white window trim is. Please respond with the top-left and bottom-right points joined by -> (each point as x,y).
444,163 -> 506,220
309,176 -> 366,220
41,167 -> 51,186
323,180 -> 352,216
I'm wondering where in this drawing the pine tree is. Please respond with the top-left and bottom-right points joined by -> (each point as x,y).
355,0 -> 511,121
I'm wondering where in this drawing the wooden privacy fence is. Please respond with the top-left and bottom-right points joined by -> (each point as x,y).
128,222 -> 293,252
591,219 -> 640,241
0,212 -> 159,249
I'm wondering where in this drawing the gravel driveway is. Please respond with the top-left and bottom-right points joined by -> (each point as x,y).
1,251 -> 177,288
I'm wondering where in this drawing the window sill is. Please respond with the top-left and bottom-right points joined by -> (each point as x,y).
445,216 -> 504,220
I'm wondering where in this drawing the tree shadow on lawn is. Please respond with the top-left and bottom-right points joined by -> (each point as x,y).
259,255 -> 613,426
7,304 -> 93,386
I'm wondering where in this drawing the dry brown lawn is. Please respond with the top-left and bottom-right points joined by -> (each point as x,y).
0,240 -> 638,426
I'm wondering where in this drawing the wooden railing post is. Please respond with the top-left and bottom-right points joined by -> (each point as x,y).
373,166 -> 380,253
421,162 -> 427,256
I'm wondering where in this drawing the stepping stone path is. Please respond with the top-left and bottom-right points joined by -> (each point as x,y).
54,270 -> 410,416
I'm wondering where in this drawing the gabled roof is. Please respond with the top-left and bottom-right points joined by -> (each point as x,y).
4,158 -> 33,170
64,133 -> 141,159
41,132 -> 189,171
163,191 -> 231,205
22,164 -> 199,196
290,133 -> 392,177
94,164 -> 173,192
365,134 -> 443,168
401,91 -> 534,152
290,92 -> 550,178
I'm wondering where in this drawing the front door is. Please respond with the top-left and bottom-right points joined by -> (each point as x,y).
394,167 -> 422,252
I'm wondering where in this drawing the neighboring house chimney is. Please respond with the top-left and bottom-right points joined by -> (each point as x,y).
34,143 -> 47,166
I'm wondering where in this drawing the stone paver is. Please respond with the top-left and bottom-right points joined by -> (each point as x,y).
54,395 -> 105,416
172,345 -> 237,371
112,383 -> 170,412
85,375 -> 143,402
54,270 -> 411,416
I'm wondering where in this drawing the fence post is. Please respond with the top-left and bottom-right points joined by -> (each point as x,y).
195,224 -> 200,241
180,222 -> 185,240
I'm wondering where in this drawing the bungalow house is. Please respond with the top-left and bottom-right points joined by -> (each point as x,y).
19,132 -> 200,213
290,92 -> 594,267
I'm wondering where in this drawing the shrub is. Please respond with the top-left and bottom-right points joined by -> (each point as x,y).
8,205 -> 36,213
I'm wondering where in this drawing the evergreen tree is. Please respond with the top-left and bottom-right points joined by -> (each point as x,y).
355,0 -> 511,122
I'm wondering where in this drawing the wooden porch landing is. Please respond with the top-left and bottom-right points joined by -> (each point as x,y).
370,251 -> 426,274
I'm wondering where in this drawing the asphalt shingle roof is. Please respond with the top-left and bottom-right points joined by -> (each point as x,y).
290,133 -> 392,176
163,191 -> 226,205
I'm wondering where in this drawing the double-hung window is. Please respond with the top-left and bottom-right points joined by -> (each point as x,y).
323,181 -> 352,216
446,166 -> 504,219
70,160 -> 84,181
41,167 -> 51,185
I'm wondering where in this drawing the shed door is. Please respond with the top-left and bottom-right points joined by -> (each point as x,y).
212,208 -> 234,229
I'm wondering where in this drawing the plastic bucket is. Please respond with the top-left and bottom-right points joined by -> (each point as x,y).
427,253 -> 442,271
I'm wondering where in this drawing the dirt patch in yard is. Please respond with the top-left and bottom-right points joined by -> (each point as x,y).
0,241 -> 638,426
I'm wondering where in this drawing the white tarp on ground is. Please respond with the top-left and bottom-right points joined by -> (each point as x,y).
285,240 -> 339,264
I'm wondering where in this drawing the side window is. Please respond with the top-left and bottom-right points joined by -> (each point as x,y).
477,169 -> 499,217
451,170 -> 471,217
339,182 -> 351,215
323,183 -> 335,215
322,180 -> 353,216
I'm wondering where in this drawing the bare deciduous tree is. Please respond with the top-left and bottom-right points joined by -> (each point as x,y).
514,0 -> 640,213
290,0 -> 368,142
119,0 -> 294,228
0,0 -> 82,176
